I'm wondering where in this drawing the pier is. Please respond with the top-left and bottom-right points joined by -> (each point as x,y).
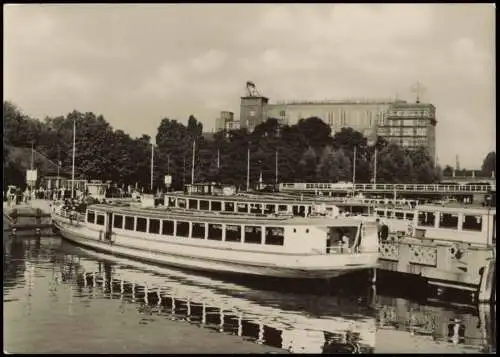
3,200 -> 55,236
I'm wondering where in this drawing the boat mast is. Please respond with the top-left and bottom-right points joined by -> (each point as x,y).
71,117 -> 76,198
217,148 -> 220,169
373,147 -> 377,184
191,139 -> 195,185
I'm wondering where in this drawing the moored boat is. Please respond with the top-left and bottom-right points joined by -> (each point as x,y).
51,202 -> 379,279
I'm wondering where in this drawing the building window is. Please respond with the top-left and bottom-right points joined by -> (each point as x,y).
279,110 -> 286,117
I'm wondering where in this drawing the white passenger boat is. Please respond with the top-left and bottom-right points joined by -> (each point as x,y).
51,202 -> 379,279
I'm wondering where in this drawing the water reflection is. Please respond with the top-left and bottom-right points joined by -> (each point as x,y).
3,235 -> 496,354
60,249 -> 376,354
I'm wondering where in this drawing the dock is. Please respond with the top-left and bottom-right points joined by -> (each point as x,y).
3,200 -> 55,236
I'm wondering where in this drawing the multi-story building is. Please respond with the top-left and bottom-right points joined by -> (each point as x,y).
215,111 -> 236,132
240,96 -> 269,132
377,102 -> 437,161
266,99 -> 401,137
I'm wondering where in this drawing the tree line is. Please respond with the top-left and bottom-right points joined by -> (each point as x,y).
3,101 -> 495,192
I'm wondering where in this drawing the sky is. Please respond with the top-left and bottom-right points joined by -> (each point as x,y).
4,4 -> 495,168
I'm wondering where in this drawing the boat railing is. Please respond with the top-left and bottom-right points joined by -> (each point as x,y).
164,207 -> 294,220
56,208 -> 86,223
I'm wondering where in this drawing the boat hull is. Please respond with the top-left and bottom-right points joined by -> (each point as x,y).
53,217 -> 378,280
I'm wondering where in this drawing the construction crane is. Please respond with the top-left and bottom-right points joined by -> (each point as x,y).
246,81 -> 262,97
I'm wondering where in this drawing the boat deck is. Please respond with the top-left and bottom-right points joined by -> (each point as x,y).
89,204 -> 366,227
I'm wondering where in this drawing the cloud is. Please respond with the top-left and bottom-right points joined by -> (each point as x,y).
3,4 -> 495,168
189,49 -> 228,73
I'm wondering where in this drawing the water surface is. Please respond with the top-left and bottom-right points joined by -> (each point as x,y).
3,234 -> 495,354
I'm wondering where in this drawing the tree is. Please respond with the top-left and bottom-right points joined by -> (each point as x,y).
298,147 -> 318,182
408,146 -> 438,183
442,165 -> 454,177
481,151 -> 496,177
377,144 -> 414,183
297,117 -> 332,151
317,146 -> 352,182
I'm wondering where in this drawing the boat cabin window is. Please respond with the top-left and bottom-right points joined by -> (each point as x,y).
462,215 -> 482,231
96,214 -> 105,226
265,227 -> 284,246
395,212 -> 404,220
278,205 -> 288,212
188,199 -> 198,209
352,206 -> 365,215
87,211 -> 96,224
327,227 -> 358,249
192,223 -> 205,239
124,216 -> 135,230
386,211 -> 394,219
113,214 -> 123,229
418,211 -> 435,227
244,226 -> 262,244
168,197 -> 176,207
208,224 -> 223,241
176,221 -> 189,237
439,213 -> 458,229
237,203 -> 248,213
250,204 -> 262,214
199,200 -> 209,210
136,217 -> 147,232
225,225 -> 241,242
264,204 -> 274,214
292,206 -> 299,215
225,202 -> 234,212
376,210 -> 385,217
178,199 -> 186,209
211,201 -> 222,212
149,219 -> 160,234
406,213 -> 414,221
162,220 -> 174,235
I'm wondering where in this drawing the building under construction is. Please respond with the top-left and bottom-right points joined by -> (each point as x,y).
239,81 -> 269,132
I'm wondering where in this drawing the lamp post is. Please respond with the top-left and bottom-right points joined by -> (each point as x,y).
71,117 -> 76,199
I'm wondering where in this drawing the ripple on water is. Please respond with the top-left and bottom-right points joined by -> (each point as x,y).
3,235 -> 495,354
